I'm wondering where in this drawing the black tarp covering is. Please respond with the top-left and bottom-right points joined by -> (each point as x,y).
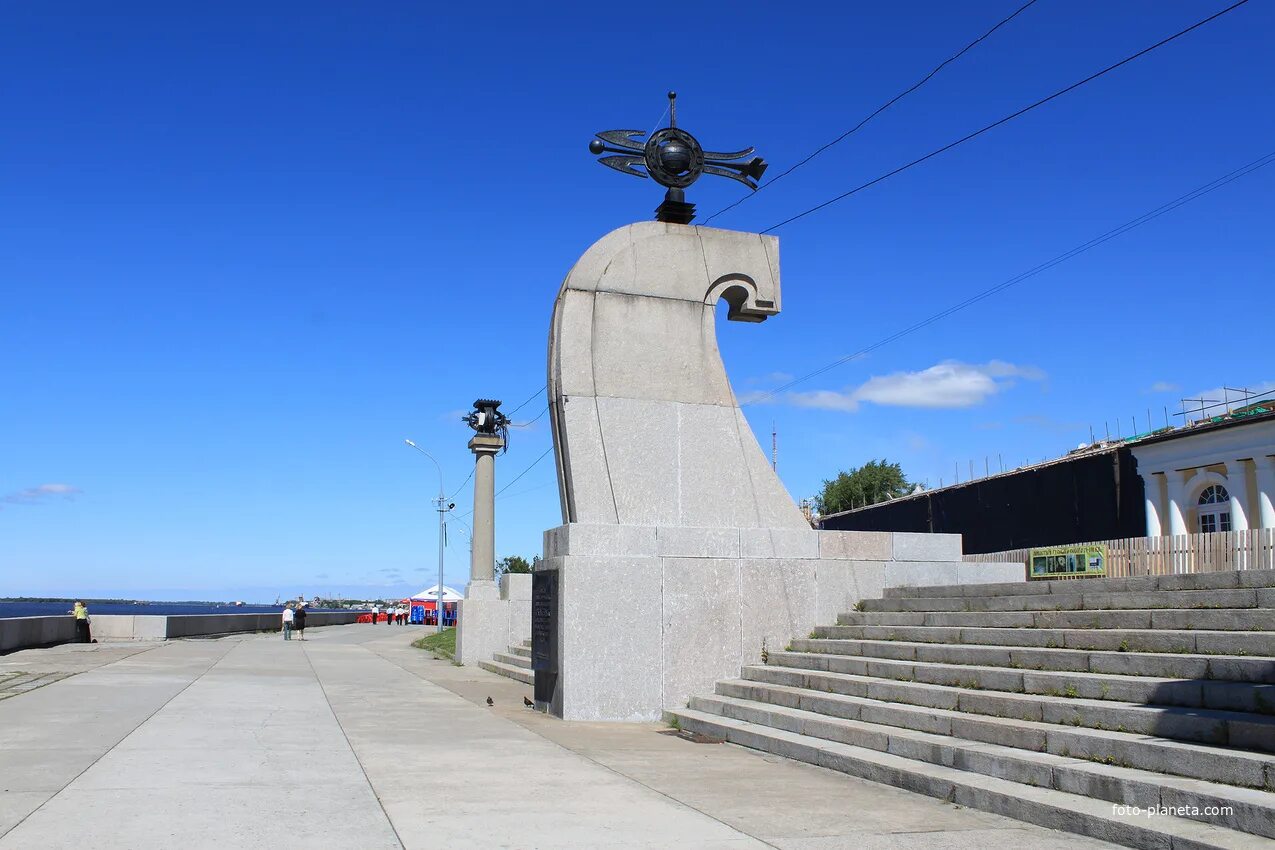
818,448 -> 1146,554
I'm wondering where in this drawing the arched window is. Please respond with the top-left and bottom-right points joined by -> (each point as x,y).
1197,484 -> 1232,533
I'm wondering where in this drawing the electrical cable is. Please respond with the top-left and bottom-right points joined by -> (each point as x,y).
511,404 -> 550,428
703,0 -> 1040,224
759,0 -> 1252,234
506,385 -> 547,416
747,146 -> 1275,403
494,481 -> 557,501
495,446 -> 554,497
445,467 -> 474,502
453,444 -> 556,519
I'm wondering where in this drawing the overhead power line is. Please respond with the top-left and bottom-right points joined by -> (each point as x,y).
760,0 -> 1253,234
496,446 -> 554,497
446,467 -> 475,501
453,444 -> 556,519
747,147 -> 1275,404
703,0 -> 1040,224
506,385 -> 547,416
511,404 -> 550,428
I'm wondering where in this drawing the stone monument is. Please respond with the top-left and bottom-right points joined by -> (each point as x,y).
534,97 -> 1019,720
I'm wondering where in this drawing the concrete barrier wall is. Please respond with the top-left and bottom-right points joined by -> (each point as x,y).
3,611 -> 364,650
160,611 -> 360,638
0,616 -> 78,654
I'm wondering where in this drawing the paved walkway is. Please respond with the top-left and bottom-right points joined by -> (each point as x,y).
0,625 -> 1117,850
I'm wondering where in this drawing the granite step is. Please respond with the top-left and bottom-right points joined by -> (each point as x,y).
864,588 -> 1272,614
669,707 -> 1268,850
789,637 -> 1275,685
883,569 -> 1275,599
508,644 -> 531,659
715,677 -> 1275,790
744,664 -> 1275,753
765,650 -> 1275,715
477,659 -> 534,685
492,651 -> 531,669
836,609 -> 1275,631
687,692 -> 1275,839
814,624 -> 1275,657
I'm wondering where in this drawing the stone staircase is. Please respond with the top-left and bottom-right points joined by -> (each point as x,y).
479,639 -> 533,685
668,569 -> 1275,849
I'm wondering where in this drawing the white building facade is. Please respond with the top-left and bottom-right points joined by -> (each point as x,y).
1130,415 -> 1275,537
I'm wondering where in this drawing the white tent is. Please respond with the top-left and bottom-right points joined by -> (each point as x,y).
410,584 -> 463,602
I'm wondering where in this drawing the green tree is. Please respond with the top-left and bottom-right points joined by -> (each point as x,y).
815,459 -> 914,516
495,555 -> 535,580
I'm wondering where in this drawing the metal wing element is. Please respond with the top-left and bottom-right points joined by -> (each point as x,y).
703,164 -> 759,190
595,130 -> 647,151
598,155 -> 648,179
703,146 -> 755,161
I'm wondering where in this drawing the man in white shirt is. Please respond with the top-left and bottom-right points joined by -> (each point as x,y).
371,604 -> 380,624
281,605 -> 294,640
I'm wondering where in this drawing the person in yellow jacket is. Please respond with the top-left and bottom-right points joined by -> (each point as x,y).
72,601 -> 91,643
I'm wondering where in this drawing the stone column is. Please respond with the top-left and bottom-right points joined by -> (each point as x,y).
1144,472 -> 1163,537
466,433 -> 505,599
456,431 -> 509,666
1254,456 -> 1275,530
1223,460 -> 1251,532
1165,469 -> 1189,536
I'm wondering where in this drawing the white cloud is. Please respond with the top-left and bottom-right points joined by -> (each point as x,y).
2,483 -> 82,506
1147,381 -> 1180,393
787,361 -> 1044,412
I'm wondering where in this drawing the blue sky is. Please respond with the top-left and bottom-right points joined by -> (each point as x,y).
2,1 -> 1272,601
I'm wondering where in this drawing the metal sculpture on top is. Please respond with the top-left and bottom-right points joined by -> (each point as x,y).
588,92 -> 767,224
463,399 -> 510,452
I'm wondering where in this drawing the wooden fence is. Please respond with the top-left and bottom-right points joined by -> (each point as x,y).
964,528 -> 1275,578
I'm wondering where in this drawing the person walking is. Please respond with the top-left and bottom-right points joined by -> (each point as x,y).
293,603 -> 307,640
72,601 -> 91,643
371,604 -> 379,624
281,604 -> 294,641
386,603 -> 393,626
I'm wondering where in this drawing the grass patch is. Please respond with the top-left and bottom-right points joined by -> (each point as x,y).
412,627 -> 457,660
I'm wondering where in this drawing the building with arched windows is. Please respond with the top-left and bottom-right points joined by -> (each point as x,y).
819,404 -> 1275,554
1130,412 -> 1275,537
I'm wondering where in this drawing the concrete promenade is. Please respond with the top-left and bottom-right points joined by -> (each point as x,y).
0,625 -> 1116,849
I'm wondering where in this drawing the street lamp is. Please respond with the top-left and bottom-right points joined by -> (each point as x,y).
404,439 -> 452,633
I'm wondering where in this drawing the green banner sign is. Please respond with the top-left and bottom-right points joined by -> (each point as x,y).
1028,544 -> 1106,580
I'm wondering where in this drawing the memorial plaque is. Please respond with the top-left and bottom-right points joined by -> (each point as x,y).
531,569 -> 558,707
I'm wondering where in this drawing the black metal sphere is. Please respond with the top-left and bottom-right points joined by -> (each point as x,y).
659,141 -> 691,174
588,139 -> 604,154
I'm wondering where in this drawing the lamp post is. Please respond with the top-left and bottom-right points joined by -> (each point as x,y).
404,439 -> 449,633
